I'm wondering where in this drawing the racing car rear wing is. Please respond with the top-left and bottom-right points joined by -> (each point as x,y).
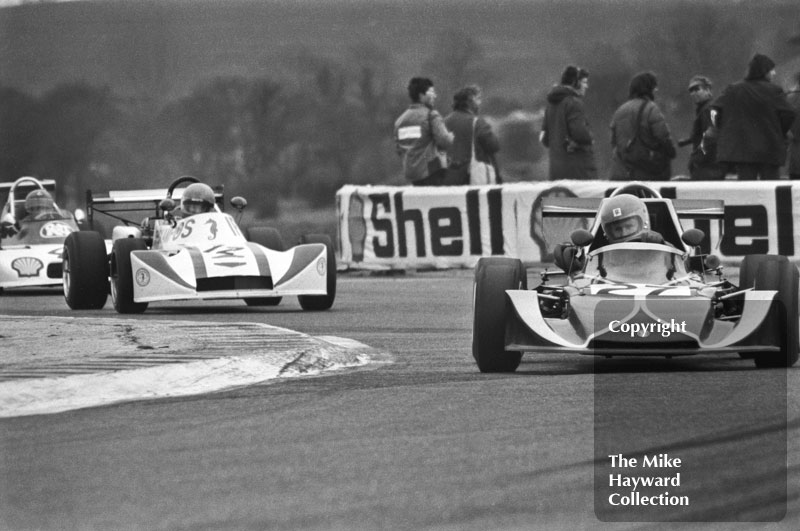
541,197 -> 724,220
86,186 -> 224,228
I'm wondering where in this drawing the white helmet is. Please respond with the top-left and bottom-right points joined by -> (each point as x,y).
599,194 -> 649,243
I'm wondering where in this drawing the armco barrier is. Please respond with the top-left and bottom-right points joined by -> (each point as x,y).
336,181 -> 798,270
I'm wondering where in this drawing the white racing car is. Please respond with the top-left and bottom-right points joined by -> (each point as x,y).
63,175 -> 336,313
1,176 -> 86,292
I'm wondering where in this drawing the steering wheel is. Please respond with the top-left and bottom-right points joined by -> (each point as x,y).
166,175 -> 200,199
610,182 -> 662,199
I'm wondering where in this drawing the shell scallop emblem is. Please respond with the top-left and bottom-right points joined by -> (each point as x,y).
135,268 -> 151,287
12,257 -> 44,277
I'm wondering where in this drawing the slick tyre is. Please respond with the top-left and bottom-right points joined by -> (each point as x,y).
739,254 -> 799,368
63,231 -> 109,309
297,234 -> 336,311
244,226 -> 284,306
472,257 -> 526,373
110,237 -> 149,314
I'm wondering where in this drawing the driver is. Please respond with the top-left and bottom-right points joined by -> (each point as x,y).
23,189 -> 60,221
599,194 -> 663,244
180,183 -> 216,216
552,194 -> 664,273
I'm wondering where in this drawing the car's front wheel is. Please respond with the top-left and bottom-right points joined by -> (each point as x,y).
110,237 -> 149,314
63,231 -> 109,310
739,254 -> 799,368
297,234 -> 336,311
472,257 -> 526,373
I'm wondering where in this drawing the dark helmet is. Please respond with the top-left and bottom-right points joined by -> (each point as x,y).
25,189 -> 56,217
181,183 -> 215,215
599,194 -> 649,243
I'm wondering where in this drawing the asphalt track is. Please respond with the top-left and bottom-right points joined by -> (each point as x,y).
1,270 -> 799,531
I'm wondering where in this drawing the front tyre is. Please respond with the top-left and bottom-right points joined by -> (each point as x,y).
472,257 -> 526,373
297,234 -> 337,311
739,255 -> 799,368
110,238 -> 149,314
63,231 -> 109,309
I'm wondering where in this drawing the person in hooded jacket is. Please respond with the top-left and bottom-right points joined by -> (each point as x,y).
711,53 -> 796,180
540,66 -> 597,180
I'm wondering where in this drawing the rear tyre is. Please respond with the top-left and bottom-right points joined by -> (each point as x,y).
110,237 -> 149,314
63,231 -> 109,309
739,255 -> 799,368
297,234 -> 337,311
243,226 -> 284,306
472,257 -> 526,373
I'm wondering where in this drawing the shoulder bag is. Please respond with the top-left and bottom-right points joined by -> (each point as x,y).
621,101 -> 670,175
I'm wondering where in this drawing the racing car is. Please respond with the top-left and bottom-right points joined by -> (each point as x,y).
472,183 -> 798,371
1,176 -> 85,292
62,175 -> 336,313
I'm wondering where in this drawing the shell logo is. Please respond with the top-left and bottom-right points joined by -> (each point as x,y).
12,257 -> 44,277
40,222 -> 76,238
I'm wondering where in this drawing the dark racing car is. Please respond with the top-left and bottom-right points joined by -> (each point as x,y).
472,183 -> 798,371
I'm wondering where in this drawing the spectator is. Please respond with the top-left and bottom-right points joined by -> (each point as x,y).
393,77 -> 454,186
609,71 -> 676,181
677,75 -> 727,180
711,53 -> 796,180
443,85 -> 501,185
788,71 -> 800,180
540,65 -> 597,180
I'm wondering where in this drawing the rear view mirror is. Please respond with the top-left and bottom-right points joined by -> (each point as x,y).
570,229 -> 594,247
681,228 -> 705,247
159,198 -> 176,212
230,196 -> 247,210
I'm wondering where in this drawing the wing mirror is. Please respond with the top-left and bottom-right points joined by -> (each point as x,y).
230,196 -> 247,210
681,228 -> 705,247
159,198 -> 176,212
570,229 -> 594,247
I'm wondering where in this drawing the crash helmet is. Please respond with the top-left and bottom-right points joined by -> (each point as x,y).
181,183 -> 216,215
599,194 -> 649,243
24,189 -> 56,218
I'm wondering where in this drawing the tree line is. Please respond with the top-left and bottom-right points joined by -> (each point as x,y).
0,2 -> 795,216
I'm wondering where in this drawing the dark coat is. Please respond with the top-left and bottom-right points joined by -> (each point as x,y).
609,97 -> 676,180
712,79 -> 796,166
443,109 -> 500,185
788,90 -> 800,176
688,99 -> 727,180
540,85 -> 597,180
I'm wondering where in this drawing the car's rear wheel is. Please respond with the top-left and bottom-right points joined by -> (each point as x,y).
472,257 -> 526,373
63,231 -> 109,310
110,237 -> 149,314
297,234 -> 337,311
739,254 -> 799,368
243,226 -> 284,306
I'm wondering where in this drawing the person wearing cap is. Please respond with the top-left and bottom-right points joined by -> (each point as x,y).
711,53 -> 796,180
540,65 -> 597,180
677,75 -> 727,180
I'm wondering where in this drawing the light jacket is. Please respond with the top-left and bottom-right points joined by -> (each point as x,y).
394,103 -> 454,183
